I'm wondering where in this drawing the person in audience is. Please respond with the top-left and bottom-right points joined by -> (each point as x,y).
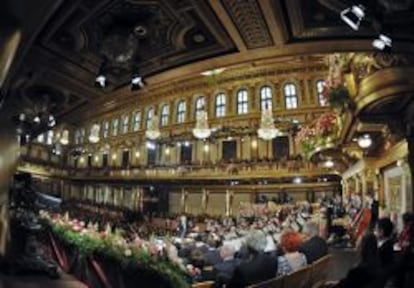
394,212 -> 414,288
397,212 -> 414,252
277,230 -> 307,276
228,230 -> 276,288
299,221 -> 328,264
213,244 -> 241,288
334,232 -> 380,288
376,217 -> 394,269
189,248 -> 211,282
203,236 -> 222,266
264,231 -> 277,256
178,214 -> 188,238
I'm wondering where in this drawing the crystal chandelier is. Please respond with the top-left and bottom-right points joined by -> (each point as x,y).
89,124 -> 100,143
257,106 -> 279,140
145,114 -> 161,140
193,110 -> 211,139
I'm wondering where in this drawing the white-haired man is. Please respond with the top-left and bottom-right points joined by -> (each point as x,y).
299,221 -> 328,263
228,230 -> 276,288
212,243 -> 240,288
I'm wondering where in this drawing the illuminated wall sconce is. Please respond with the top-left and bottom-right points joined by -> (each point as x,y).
94,155 -> 99,162
324,159 -> 334,168
357,134 -> 372,149
79,157 -> 85,164
293,177 -> 302,184
165,147 -> 170,155
112,153 -> 117,160
135,151 -> 141,158
204,143 -> 210,152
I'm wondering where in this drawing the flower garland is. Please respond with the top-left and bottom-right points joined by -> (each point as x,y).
43,212 -> 190,288
322,54 -> 352,111
295,112 -> 339,159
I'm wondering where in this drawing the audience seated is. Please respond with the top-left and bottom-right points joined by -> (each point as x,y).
277,231 -> 307,276
300,221 -> 328,264
228,230 -> 277,288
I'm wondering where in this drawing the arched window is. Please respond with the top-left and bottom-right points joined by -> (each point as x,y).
102,121 -> 110,138
112,118 -> 119,136
160,104 -> 169,126
316,80 -> 327,106
146,108 -> 154,129
260,85 -> 273,111
46,130 -> 54,145
132,111 -> 141,132
284,83 -> 298,109
237,88 -> 248,114
121,115 -> 129,134
80,128 -> 86,143
215,92 -> 226,117
74,130 -> 80,144
177,100 -> 186,123
195,96 -> 206,118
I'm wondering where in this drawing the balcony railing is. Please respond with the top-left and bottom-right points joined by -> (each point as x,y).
20,154 -> 338,180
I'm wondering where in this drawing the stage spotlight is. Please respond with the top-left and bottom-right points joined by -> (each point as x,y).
340,5 -> 365,31
372,34 -> 392,51
131,74 -> 145,91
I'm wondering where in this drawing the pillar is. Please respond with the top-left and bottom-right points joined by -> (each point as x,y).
406,135 -> 414,211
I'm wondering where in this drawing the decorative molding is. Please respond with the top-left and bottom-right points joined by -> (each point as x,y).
221,0 -> 273,49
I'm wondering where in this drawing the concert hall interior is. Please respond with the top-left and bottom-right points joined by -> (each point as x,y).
2,0 -> 414,288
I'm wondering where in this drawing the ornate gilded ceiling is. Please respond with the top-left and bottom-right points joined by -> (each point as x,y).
4,0 -> 414,124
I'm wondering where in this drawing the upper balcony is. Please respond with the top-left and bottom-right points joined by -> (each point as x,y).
19,154 -> 338,182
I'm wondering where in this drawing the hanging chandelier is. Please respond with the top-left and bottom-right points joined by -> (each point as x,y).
257,106 -> 279,140
193,110 -> 211,139
145,114 -> 161,140
89,124 -> 100,143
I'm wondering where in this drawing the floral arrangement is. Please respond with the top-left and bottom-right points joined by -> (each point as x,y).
295,126 -> 317,158
41,211 -> 190,288
322,54 -> 352,111
295,112 -> 339,159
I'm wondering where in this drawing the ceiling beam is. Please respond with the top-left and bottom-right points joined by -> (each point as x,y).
258,0 -> 289,46
208,0 -> 248,52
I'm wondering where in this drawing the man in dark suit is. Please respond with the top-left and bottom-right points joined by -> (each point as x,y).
228,231 -> 276,287
203,236 -> 222,266
299,221 -> 328,264
213,244 -> 241,288
376,217 -> 394,268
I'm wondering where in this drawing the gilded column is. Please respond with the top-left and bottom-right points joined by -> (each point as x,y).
302,77 -> 311,106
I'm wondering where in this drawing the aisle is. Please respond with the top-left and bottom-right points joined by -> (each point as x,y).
0,272 -> 87,288
328,248 -> 358,281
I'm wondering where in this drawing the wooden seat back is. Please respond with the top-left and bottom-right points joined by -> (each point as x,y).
192,281 -> 214,288
283,266 -> 311,288
247,276 -> 284,288
310,255 -> 332,286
